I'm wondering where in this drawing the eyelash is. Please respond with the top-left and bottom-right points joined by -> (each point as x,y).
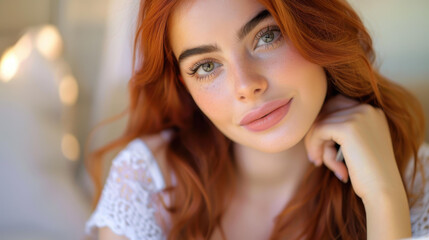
187,25 -> 283,81
187,58 -> 219,81
254,25 -> 282,50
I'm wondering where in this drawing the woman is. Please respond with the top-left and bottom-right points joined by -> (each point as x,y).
85,0 -> 429,239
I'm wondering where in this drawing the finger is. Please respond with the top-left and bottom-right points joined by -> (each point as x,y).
322,141 -> 349,183
305,124 -> 324,166
306,102 -> 365,166
305,119 -> 348,166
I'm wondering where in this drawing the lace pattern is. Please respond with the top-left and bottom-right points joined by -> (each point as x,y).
85,139 -> 166,240
85,140 -> 429,239
407,142 -> 429,237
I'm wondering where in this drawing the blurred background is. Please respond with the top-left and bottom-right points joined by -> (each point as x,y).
0,0 -> 428,239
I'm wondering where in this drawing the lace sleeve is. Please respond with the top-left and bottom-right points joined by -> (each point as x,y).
85,139 -> 166,240
408,142 -> 429,237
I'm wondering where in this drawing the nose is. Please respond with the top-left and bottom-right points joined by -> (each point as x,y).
231,59 -> 268,101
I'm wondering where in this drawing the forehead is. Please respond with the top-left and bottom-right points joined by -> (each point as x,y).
169,0 -> 266,57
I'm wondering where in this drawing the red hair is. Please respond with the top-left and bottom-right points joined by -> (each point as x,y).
86,0 -> 426,239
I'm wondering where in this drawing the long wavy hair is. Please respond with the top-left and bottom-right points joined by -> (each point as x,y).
86,0 -> 426,239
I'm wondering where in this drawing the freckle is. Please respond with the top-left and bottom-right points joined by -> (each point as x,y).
424,217 -> 428,222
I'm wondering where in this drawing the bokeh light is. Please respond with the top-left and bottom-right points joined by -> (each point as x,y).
59,75 -> 79,106
14,33 -> 33,61
61,134 -> 80,161
0,48 -> 19,82
36,25 -> 63,60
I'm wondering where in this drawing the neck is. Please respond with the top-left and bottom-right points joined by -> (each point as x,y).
233,139 -> 311,200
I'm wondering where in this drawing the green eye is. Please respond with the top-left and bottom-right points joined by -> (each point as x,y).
201,62 -> 214,72
261,31 -> 275,43
188,61 -> 222,81
255,26 -> 282,49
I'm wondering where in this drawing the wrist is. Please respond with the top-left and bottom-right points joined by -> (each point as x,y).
361,172 -> 408,206
362,183 -> 408,208
363,190 -> 412,240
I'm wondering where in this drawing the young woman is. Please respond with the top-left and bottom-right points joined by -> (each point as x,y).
85,0 -> 429,239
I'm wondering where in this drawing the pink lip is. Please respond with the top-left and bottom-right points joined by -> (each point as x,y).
239,98 -> 293,132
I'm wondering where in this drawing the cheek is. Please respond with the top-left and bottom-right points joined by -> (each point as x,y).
267,43 -> 327,98
264,44 -> 327,130
188,81 -> 233,123
290,65 -> 327,122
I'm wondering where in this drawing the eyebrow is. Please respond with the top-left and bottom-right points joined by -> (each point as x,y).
178,9 -> 271,62
237,9 -> 271,40
178,44 -> 219,62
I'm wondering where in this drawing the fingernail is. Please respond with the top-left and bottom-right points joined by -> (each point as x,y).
307,154 -> 315,164
308,154 -> 323,167
335,172 -> 344,182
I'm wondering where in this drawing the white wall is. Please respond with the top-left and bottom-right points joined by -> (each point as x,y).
0,0 -> 108,239
349,0 -> 429,140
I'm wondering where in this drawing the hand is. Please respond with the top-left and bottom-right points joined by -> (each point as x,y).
304,94 -> 405,202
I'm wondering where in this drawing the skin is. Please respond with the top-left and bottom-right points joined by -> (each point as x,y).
169,2 -> 327,237
100,0 -> 412,239
168,0 -> 412,239
171,2 -> 327,154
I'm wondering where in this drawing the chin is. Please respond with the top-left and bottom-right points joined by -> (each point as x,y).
228,126 -> 308,153
250,135 -> 304,153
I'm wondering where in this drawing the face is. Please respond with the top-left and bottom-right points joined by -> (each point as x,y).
169,0 -> 327,153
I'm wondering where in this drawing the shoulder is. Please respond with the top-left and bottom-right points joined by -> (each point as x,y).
111,130 -> 171,191
406,142 -> 429,237
85,131 -> 172,240
139,130 -> 172,188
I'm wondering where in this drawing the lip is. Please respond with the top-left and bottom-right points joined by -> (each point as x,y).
239,98 -> 293,132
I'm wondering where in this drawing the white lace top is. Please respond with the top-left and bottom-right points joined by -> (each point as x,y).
85,139 -> 429,240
